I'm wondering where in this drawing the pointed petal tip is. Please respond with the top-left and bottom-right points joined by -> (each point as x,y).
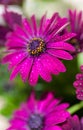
10,75 -> 14,80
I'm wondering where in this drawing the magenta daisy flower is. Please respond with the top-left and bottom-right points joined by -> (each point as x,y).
73,65 -> 83,100
7,93 -> 70,130
61,115 -> 83,130
2,13 -> 75,86
68,10 -> 83,54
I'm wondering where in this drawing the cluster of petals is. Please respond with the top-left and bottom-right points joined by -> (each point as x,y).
73,65 -> 83,100
61,115 -> 83,130
68,10 -> 83,54
2,12 -> 76,86
7,93 -> 70,130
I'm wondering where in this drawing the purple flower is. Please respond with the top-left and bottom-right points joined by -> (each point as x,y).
81,117 -> 83,130
0,9 -> 22,47
73,65 -> 83,100
3,9 -> 22,29
0,26 -> 10,47
68,10 -> 83,55
2,13 -> 75,86
7,93 -> 70,130
61,115 -> 83,130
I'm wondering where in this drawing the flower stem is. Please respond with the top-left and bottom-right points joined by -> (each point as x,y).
67,101 -> 83,114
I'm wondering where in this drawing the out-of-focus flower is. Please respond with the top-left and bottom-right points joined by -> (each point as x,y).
3,9 -> 22,29
0,8 -> 22,47
68,10 -> 83,55
7,93 -> 70,130
2,13 -> 75,86
61,115 -> 83,130
0,0 -> 23,5
73,65 -> 83,100
0,25 -> 10,47
80,117 -> 83,130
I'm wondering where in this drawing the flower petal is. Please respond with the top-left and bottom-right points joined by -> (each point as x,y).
39,14 -> 46,35
54,103 -> 69,112
40,54 -> 60,75
52,18 -> 68,36
47,42 -> 75,51
10,65 -> 21,80
6,32 -> 28,44
54,58 -> 66,72
47,49 -> 73,60
45,110 -> 70,125
14,24 -> 28,38
31,15 -> 37,35
9,118 -> 26,128
27,93 -> 37,112
28,60 -> 39,86
37,59 -> 52,82
45,126 -> 62,130
69,10 -> 76,32
20,58 -> 33,82
7,127 -> 27,130
45,99 -> 60,114
77,11 -> 82,32
3,52 -> 27,70
14,109 -> 28,120
6,40 -> 26,49
38,93 -> 54,113
23,18 -> 33,36
55,33 -> 76,42
3,10 -> 22,29
44,13 -> 59,35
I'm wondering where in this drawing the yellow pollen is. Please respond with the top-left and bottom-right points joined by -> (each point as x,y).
28,38 -> 45,56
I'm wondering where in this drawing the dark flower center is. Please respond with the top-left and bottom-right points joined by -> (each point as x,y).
70,38 -> 78,45
28,38 -> 45,56
69,38 -> 80,50
69,38 -> 80,53
28,113 -> 43,130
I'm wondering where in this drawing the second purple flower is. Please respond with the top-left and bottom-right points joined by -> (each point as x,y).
7,93 -> 70,130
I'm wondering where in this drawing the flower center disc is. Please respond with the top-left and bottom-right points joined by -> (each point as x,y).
70,38 -> 78,45
69,38 -> 79,50
28,114 -> 43,130
28,38 -> 45,56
